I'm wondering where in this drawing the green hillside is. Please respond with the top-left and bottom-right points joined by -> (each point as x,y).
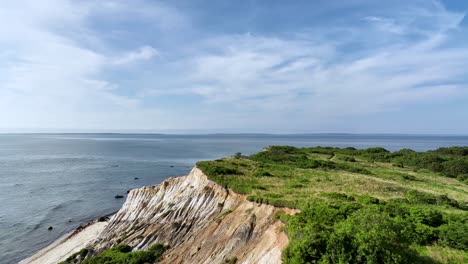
197,146 -> 468,264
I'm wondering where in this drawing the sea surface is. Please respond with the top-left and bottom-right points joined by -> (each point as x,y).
1,133 -> 468,263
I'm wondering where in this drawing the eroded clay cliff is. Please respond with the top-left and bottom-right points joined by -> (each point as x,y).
88,167 -> 295,264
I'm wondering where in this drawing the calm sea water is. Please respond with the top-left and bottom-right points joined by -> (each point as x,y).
1,133 -> 468,263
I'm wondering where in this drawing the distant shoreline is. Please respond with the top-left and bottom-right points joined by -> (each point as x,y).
1,132 -> 468,136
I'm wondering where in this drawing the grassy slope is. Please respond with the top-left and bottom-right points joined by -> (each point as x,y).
197,146 -> 468,263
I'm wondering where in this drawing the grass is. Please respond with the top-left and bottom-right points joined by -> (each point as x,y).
196,146 -> 468,264
197,147 -> 467,210
414,245 -> 468,264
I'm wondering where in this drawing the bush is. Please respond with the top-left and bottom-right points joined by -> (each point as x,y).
405,190 -> 463,209
320,192 -> 355,201
113,244 -> 132,253
438,215 -> 468,250
224,256 -> 238,264
406,190 -> 437,205
358,195 -> 380,205
363,147 -> 390,153
409,208 -> 444,227
339,155 -> 356,162
283,202 -> 360,263
250,146 -> 306,163
456,174 -> 468,182
433,147 -> 468,156
324,208 -> 419,264
401,174 -> 416,181
196,162 -> 242,176
282,202 -> 430,264
81,244 -> 168,264
442,159 -> 468,178
282,200 -> 468,264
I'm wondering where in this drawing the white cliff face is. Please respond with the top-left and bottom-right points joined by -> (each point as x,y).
90,167 -> 294,264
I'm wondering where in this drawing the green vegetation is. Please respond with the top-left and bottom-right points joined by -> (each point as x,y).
282,201 -> 467,264
224,256 -> 238,264
60,248 -> 90,264
197,146 -> 468,264
60,244 -> 168,264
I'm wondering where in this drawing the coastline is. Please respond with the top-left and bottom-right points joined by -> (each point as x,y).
19,220 -> 109,264
22,167 -> 295,264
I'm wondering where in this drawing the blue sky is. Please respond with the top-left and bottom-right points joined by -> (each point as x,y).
1,0 -> 467,134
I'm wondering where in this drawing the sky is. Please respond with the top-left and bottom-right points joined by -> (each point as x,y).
1,0 -> 468,134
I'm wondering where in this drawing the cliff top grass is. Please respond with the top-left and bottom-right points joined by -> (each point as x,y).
197,146 -> 468,211
197,146 -> 468,263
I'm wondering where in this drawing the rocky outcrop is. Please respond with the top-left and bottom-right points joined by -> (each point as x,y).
89,167 -> 295,264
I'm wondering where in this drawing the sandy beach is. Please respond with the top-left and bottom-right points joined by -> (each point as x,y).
19,221 -> 108,264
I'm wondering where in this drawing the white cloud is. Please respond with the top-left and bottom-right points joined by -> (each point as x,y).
158,3 -> 467,131
179,33 -> 467,117
363,16 -> 406,34
112,46 -> 158,65
0,0 -> 173,130
0,0 -> 466,132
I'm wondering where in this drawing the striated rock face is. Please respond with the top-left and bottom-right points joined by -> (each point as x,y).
90,167 -> 295,264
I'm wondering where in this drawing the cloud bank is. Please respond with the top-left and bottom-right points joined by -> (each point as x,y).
0,0 -> 467,133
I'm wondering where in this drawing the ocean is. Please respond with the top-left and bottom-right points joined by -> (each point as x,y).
1,133 -> 468,263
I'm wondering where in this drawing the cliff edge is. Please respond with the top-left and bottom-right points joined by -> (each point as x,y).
23,167 -> 295,264
93,167 -> 294,264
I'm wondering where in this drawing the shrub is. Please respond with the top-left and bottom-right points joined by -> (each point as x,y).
401,174 -> 416,181
442,159 -> 468,178
250,146 -> 306,163
224,256 -> 238,264
433,146 -> 468,156
438,215 -> 468,250
78,248 -> 89,257
81,244 -> 168,264
456,174 -> 468,182
409,208 -> 444,227
113,244 -> 132,253
282,202 -> 431,264
405,190 -> 463,209
147,243 -> 169,259
196,162 -> 242,176
324,208 -> 418,264
406,190 -> 437,205
358,195 -> 380,205
320,192 -> 355,201
363,147 -> 390,153
339,155 -> 356,162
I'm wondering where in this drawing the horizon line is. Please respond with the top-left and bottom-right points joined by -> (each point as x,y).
1,132 -> 468,137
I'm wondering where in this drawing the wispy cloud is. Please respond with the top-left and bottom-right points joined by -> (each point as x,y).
0,0 -> 175,130
112,46 -> 158,65
174,11 -> 467,118
0,0 -> 467,133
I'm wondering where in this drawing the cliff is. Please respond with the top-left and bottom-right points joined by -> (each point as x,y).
93,167 -> 295,263
24,167 -> 295,264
